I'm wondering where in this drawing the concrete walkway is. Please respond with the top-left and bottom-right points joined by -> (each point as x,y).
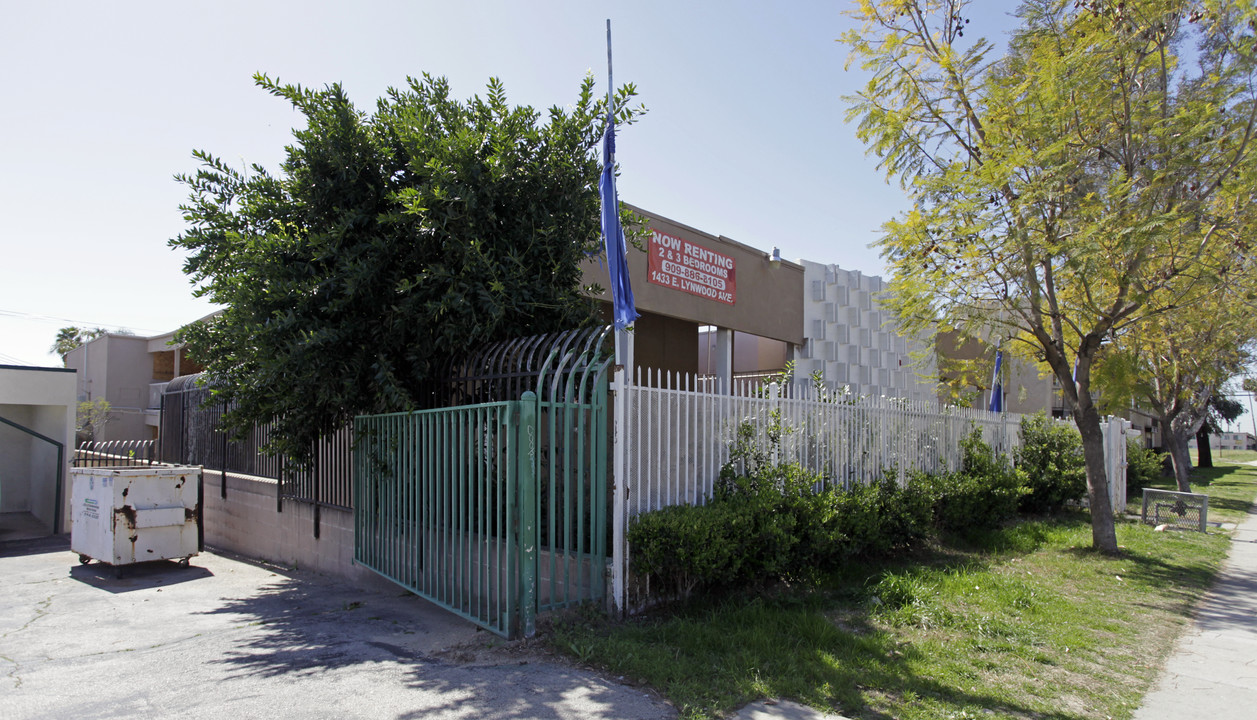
0,534 -> 854,720
0,536 -> 675,720
1133,495 -> 1257,719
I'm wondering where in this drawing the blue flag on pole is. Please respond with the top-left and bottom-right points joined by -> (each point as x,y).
988,350 -> 1004,413
600,107 -> 638,330
600,22 -> 638,332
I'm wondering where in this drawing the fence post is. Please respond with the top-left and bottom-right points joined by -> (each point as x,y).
768,381 -> 780,467
610,337 -> 632,616
517,392 -> 538,639
219,403 -> 228,500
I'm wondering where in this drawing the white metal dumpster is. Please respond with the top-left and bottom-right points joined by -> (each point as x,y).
70,466 -> 201,569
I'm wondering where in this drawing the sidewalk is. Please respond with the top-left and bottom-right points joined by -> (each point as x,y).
1133,494 -> 1257,719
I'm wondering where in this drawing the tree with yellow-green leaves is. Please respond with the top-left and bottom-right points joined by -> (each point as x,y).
843,0 -> 1257,552
1098,281 -> 1255,492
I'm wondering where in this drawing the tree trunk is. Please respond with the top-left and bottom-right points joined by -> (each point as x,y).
1073,402 -> 1119,554
1165,429 -> 1194,493
1196,427 -> 1213,468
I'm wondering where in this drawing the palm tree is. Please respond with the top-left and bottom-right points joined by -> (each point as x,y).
51,326 -> 106,359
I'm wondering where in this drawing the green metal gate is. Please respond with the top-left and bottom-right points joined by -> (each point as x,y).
353,344 -> 611,638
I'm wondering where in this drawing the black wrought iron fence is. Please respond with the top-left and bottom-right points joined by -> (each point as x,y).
159,375 -> 352,513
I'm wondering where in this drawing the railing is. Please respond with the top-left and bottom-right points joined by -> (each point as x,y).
74,439 -> 158,468
159,377 -> 354,511
623,367 -> 1021,517
148,382 -> 169,410
623,369 -> 1135,519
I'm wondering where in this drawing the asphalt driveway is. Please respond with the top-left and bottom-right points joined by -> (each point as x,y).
0,535 -> 674,720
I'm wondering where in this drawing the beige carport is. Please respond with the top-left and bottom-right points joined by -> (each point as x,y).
0,365 -> 76,540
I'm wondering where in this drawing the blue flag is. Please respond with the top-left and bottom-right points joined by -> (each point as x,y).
988,350 -> 1004,413
600,105 -> 638,330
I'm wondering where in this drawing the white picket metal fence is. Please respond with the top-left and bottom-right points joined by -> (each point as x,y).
622,367 -> 1022,517
608,365 -> 1134,613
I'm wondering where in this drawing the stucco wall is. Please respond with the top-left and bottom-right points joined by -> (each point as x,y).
0,404 -> 36,513
200,469 -> 394,592
633,312 -> 699,376
583,205 -> 805,346
0,366 -> 76,532
65,335 -> 153,441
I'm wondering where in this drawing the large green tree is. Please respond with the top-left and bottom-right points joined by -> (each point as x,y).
171,73 -> 643,465
844,0 -> 1257,552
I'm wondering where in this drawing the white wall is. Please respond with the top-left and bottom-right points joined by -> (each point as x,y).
0,366 -> 77,532
64,334 -> 154,441
0,404 -> 35,513
795,260 -> 936,402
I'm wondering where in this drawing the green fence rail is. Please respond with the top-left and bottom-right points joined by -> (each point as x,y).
534,353 -> 610,617
354,371 -> 608,638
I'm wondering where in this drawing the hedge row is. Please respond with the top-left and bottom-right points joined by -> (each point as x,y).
628,415 -> 1164,600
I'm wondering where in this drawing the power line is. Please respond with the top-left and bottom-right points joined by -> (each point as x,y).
0,351 -> 40,366
0,307 -> 161,335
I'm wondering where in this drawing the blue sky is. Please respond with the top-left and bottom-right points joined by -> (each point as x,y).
3,0 -> 965,367
5,1 -> 1251,432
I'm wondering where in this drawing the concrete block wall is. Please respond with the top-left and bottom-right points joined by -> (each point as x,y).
200,469 -> 394,593
795,259 -> 936,403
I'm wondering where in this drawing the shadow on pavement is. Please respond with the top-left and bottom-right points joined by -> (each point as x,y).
69,558 -> 214,593
193,563 -> 677,719
0,533 -> 71,558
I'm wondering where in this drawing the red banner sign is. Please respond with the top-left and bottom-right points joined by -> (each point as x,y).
647,229 -> 736,304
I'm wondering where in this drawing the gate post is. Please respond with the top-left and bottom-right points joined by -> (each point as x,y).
517,392 -> 539,638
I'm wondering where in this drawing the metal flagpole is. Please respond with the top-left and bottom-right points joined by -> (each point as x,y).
606,18 -> 634,617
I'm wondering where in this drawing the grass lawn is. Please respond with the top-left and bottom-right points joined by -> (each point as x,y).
1191,447 -> 1257,466
552,464 -> 1257,720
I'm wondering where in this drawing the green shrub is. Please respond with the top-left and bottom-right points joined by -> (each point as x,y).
932,430 -> 1026,532
843,473 -> 934,555
716,461 -> 827,579
629,461 -> 940,599
1126,439 -> 1167,498
628,502 -> 745,597
1014,413 -> 1087,513
630,429 -> 1038,602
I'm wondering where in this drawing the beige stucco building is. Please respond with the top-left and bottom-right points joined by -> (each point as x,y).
582,205 -> 805,388
63,324 -> 205,442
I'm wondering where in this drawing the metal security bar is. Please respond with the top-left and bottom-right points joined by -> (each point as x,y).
534,334 -> 612,614
159,374 -> 351,512
354,333 -> 613,638
74,439 -> 157,467
355,399 -> 535,638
